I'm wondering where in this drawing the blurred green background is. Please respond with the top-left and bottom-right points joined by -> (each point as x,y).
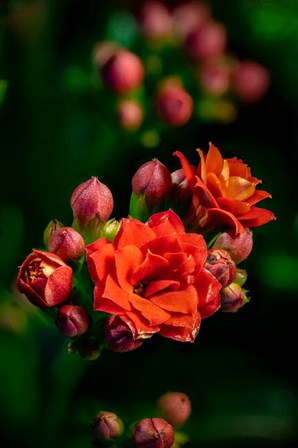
0,0 -> 298,447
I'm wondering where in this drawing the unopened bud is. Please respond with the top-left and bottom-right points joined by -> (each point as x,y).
221,283 -> 249,313
213,228 -> 253,264
100,50 -> 144,94
155,81 -> 193,127
93,411 -> 124,441
48,227 -> 85,262
184,20 -> 227,61
198,59 -> 231,96
104,315 -> 144,352
56,304 -> 89,338
138,1 -> 173,40
157,392 -> 191,426
133,417 -> 174,448
43,219 -> 64,247
117,99 -> 144,131
172,1 -> 211,39
102,219 -> 121,242
70,177 -> 114,237
205,248 -> 236,288
232,60 -> 270,103
234,268 -> 247,287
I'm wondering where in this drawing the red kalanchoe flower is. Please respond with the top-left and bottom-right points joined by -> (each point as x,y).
133,417 -> 174,448
86,210 -> 221,342
157,391 -> 191,426
174,142 -> 276,234
16,250 -> 73,308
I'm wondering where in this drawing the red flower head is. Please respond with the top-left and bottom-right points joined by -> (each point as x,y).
16,250 -> 73,308
86,210 -> 221,343
174,142 -> 276,234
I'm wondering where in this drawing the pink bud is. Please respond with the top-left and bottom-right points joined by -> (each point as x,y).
16,250 -> 73,308
184,20 -> 227,61
56,304 -> 89,338
198,59 -> 231,96
205,248 -> 236,288
157,391 -> 191,426
213,228 -> 253,264
104,315 -> 144,353
133,417 -> 174,448
100,50 -> 144,94
43,219 -> 64,247
70,177 -> 114,230
155,81 -> 193,127
132,159 -> 172,208
221,283 -> 249,312
170,168 -> 192,203
138,1 -> 172,40
232,60 -> 270,103
172,1 -> 211,39
48,227 -> 85,262
93,411 -> 124,441
92,41 -> 119,68
117,99 -> 144,131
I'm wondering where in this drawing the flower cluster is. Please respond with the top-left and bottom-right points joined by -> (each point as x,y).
16,143 -> 275,358
92,0 -> 270,135
92,391 -> 191,447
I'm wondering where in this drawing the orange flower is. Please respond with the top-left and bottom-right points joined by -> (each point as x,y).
174,142 -> 276,233
86,210 -> 221,342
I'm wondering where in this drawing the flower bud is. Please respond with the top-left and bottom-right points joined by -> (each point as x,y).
155,81 -> 193,127
104,315 -> 144,352
234,268 -> 247,287
221,283 -> 249,313
172,1 -> 211,39
198,59 -> 231,96
232,60 -> 270,103
68,338 -> 101,360
131,159 -> 172,210
205,248 -> 236,288
157,392 -> 191,426
70,177 -> 114,234
56,304 -> 89,338
102,218 -> 121,242
133,417 -> 174,448
184,20 -> 227,61
213,228 -> 253,264
16,250 -> 73,308
93,411 -> 124,441
100,50 -> 144,94
117,99 -> 144,131
48,227 -> 85,262
43,219 -> 64,247
92,40 -> 119,68
138,1 -> 173,40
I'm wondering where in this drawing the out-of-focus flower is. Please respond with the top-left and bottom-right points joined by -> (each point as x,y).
155,80 -> 193,127
198,58 -> 231,96
16,250 -> 73,308
157,391 -> 191,426
133,417 -> 174,448
205,248 -> 236,288
174,142 -> 276,233
92,40 -> 119,68
100,50 -> 144,94
184,20 -> 227,61
92,411 -> 124,441
220,282 -> 249,312
213,228 -> 253,264
70,176 -> 114,235
172,1 -> 211,39
104,314 -> 144,352
86,210 -> 221,343
56,304 -> 89,338
138,1 -> 173,40
48,227 -> 85,262
117,99 -> 144,131
232,60 -> 270,103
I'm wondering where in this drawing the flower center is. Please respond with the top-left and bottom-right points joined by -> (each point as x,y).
133,280 -> 148,297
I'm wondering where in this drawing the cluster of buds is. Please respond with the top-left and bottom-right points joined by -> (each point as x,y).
92,0 -> 270,136
92,391 -> 191,447
16,142 -> 275,359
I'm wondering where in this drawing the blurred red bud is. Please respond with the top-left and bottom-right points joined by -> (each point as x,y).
232,60 -> 270,103
100,50 -> 144,94
48,227 -> 85,262
198,59 -> 231,96
93,411 -> 124,441
221,283 -> 249,312
155,81 -> 193,126
133,417 -> 174,448
138,1 -> 172,40
205,248 -> 236,287
16,250 -> 73,308
157,391 -> 191,426
56,304 -> 89,338
184,20 -> 227,61
117,99 -> 144,130
172,1 -> 211,39
104,315 -> 144,352
213,228 -> 253,264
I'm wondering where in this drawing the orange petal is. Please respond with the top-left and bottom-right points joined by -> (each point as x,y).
245,190 -> 272,205
145,280 -> 180,297
173,151 -> 196,187
102,274 -> 132,310
129,293 -> 171,325
147,209 -> 185,236
150,286 -> 198,314
88,242 -> 115,283
226,176 -> 256,201
206,172 -> 226,197
114,245 -> 143,292
130,250 -> 169,286
205,142 -> 224,176
217,197 -> 251,215
204,208 -> 244,233
159,313 -> 201,342
114,218 -> 155,249
124,312 -> 160,338
238,206 -> 276,227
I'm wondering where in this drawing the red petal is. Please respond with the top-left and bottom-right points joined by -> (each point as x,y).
102,274 -> 132,310
150,286 -> 198,314
195,268 -> 221,318
173,151 -> 196,187
159,313 -> 201,342
129,293 -> 171,325
217,197 -> 251,215
130,250 -> 169,286
205,142 -> 224,176
123,312 -> 160,338
238,206 -> 276,227
245,190 -> 272,205
114,245 -> 143,292
140,234 -> 182,257
114,218 -> 155,249
87,241 -> 115,283
45,266 -> 73,306
147,209 -> 185,236
145,279 -> 180,297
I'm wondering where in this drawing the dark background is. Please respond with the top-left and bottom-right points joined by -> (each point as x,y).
0,1 -> 297,447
